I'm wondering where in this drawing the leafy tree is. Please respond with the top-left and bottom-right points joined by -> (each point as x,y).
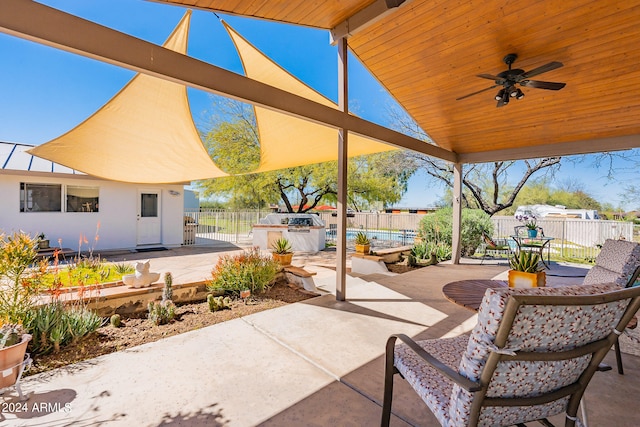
621,185 -> 640,210
196,96 -> 412,212
386,104 -> 562,216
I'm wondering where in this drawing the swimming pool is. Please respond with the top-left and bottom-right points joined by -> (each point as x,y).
327,229 -> 417,244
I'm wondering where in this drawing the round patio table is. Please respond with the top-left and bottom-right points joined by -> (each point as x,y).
442,279 -> 507,312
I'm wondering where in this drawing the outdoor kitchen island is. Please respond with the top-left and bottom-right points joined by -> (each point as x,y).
252,213 -> 326,252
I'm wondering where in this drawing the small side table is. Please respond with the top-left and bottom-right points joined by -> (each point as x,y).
442,279 -> 508,311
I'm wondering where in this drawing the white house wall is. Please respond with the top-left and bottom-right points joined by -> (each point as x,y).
0,173 -> 183,251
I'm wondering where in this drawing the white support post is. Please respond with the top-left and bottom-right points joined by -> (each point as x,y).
452,163 -> 462,264
336,38 -> 349,301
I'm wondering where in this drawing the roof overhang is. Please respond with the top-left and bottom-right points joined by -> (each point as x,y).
153,0 -> 640,161
0,0 -> 455,165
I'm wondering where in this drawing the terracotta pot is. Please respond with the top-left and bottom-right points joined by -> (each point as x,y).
240,289 -> 251,299
0,334 -> 32,389
355,244 -> 371,254
508,270 -> 546,288
272,252 -> 293,266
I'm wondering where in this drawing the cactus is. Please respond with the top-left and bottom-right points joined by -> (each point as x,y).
207,294 -> 232,312
110,314 -> 121,328
148,300 -> 176,326
163,272 -> 173,302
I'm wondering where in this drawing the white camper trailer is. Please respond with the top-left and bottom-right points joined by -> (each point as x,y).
514,204 -> 599,220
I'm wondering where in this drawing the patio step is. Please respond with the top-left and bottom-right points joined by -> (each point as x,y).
283,265 -> 318,292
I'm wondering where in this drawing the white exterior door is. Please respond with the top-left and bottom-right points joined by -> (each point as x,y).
137,190 -> 161,245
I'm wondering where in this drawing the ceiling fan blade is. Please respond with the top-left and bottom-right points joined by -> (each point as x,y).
456,84 -> 498,100
520,61 -> 563,79
477,73 -> 501,80
496,98 -> 507,108
521,80 -> 566,90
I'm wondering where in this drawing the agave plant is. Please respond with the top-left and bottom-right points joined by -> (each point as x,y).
354,231 -> 370,245
271,237 -> 292,254
509,250 -> 542,273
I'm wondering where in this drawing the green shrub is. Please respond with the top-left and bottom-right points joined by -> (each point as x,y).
207,294 -> 232,312
417,207 -> 493,257
207,247 -> 278,295
148,300 -> 176,326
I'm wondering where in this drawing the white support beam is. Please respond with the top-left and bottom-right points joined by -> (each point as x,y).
0,0 -> 456,163
336,38 -> 349,302
451,163 -> 462,265
330,0 -> 411,44
458,135 -> 640,164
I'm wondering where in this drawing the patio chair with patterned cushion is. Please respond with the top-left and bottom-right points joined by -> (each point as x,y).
381,282 -> 640,427
582,238 -> 640,374
480,233 -> 511,264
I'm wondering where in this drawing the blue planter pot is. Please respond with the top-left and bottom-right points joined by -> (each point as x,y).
527,229 -> 538,238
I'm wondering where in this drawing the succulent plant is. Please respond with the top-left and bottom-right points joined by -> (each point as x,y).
163,272 -> 173,302
354,231 -> 370,245
148,300 -> 176,326
509,250 -> 543,273
207,294 -> 232,312
271,238 -> 292,254
110,314 -> 121,328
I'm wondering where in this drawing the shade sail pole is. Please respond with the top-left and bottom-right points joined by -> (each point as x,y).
336,37 -> 349,301
452,162 -> 462,264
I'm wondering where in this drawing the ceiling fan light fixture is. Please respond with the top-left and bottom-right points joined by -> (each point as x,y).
495,89 -> 505,101
502,91 -> 510,104
509,86 -> 518,97
515,88 -> 525,100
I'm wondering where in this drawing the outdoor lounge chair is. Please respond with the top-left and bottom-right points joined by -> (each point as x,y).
480,233 -> 511,264
582,238 -> 640,374
382,282 -> 640,427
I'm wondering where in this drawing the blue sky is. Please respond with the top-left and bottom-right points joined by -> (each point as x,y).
1,0 -> 636,210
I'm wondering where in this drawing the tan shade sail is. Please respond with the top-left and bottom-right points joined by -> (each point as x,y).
222,21 -> 396,173
28,11 -> 228,183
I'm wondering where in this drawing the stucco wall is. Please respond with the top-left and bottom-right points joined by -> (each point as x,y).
0,172 -> 183,251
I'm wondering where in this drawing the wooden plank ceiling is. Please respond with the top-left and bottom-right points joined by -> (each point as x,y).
159,0 -> 640,161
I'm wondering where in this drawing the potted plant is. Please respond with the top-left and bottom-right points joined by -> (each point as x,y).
0,324 -> 32,396
354,231 -> 371,254
37,232 -> 49,250
271,237 -> 293,266
517,215 -> 538,238
508,250 -> 545,288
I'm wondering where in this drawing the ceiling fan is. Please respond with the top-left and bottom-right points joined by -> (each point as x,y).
456,53 -> 566,107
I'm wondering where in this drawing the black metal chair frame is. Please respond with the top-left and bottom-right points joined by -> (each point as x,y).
480,232 -> 512,264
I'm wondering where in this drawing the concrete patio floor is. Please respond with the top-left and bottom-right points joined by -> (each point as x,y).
3,246 -> 639,426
